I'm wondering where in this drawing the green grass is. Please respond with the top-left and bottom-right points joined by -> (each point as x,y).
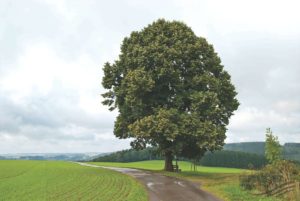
162,171 -> 282,201
89,160 -> 244,173
0,160 -> 147,201
89,160 -> 282,201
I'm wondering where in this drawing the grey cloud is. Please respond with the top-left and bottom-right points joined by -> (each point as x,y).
213,34 -> 300,109
0,0 -> 299,153
0,82 -> 115,142
202,27 -> 300,143
0,0 -> 183,68
0,0 -> 63,71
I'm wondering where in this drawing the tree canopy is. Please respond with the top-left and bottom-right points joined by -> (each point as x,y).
102,19 -> 239,171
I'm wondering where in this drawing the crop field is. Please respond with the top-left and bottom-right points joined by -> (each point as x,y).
0,160 -> 147,201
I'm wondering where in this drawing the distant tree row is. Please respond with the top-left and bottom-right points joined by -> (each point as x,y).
92,147 -> 268,169
92,141 -> 300,168
283,143 -> 300,162
225,142 -> 300,162
224,142 -> 266,155
92,147 -> 163,162
198,150 -> 267,169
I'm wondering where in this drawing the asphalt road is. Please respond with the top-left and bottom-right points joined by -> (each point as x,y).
78,163 -> 222,201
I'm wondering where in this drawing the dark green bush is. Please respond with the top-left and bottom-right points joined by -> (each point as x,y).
240,160 -> 299,194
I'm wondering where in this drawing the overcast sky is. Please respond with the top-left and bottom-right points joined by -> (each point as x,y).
0,0 -> 299,153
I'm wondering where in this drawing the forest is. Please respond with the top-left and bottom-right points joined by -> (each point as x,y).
92,142 -> 300,169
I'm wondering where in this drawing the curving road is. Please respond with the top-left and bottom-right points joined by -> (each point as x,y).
78,163 -> 222,201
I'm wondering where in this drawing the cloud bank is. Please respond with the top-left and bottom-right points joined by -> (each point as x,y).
0,0 -> 299,153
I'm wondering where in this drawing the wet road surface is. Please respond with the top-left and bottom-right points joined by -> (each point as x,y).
78,162 -> 222,201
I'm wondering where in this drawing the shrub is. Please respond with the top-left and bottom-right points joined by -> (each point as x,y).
240,174 -> 257,190
240,160 -> 299,194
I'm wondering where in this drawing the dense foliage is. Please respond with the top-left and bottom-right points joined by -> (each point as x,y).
240,160 -> 299,193
92,147 -> 162,162
102,19 -> 239,171
199,150 -> 267,169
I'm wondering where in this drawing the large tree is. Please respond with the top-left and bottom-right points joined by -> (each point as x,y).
102,19 -> 239,171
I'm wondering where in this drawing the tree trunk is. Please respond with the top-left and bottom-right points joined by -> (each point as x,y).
164,151 -> 173,171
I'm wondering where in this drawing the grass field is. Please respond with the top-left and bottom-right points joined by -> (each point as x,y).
89,160 -> 282,201
0,160 -> 147,201
163,171 -> 281,201
89,160 -> 244,173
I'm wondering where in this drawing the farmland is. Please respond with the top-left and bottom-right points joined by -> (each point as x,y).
0,160 -> 290,201
89,160 -> 282,201
0,160 -> 147,201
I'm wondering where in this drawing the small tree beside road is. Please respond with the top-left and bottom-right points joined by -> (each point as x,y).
265,128 -> 282,164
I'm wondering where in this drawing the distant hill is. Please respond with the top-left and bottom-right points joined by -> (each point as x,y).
0,156 -> 6,160
224,142 -> 300,162
283,143 -> 300,161
224,142 -> 265,155
92,142 -> 300,164
0,153 -> 107,161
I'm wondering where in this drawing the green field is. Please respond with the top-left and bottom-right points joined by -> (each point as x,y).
0,160 -> 285,201
89,160 -> 281,201
0,160 -> 147,201
89,160 -> 244,173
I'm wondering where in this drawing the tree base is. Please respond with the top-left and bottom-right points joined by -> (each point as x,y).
164,151 -> 173,172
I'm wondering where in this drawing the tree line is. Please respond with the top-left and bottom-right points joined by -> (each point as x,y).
92,147 -> 267,169
198,150 -> 267,169
92,147 -> 163,162
224,142 -> 300,162
93,141 -> 299,168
